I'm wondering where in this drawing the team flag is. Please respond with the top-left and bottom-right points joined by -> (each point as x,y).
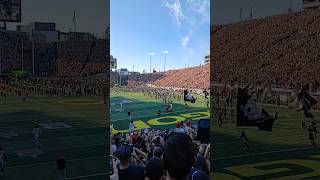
237,87 -> 275,131
297,87 -> 317,118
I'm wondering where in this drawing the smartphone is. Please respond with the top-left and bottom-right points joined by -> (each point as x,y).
109,155 -> 114,175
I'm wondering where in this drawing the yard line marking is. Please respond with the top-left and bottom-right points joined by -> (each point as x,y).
0,125 -> 107,134
7,155 -> 107,169
0,122 -> 106,132
213,146 -> 320,161
66,172 -> 108,179
214,134 -> 306,145
0,133 -> 107,145
7,143 -> 108,155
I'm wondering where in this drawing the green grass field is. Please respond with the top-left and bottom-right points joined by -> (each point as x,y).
0,93 -> 108,180
211,104 -> 320,180
110,89 -> 209,134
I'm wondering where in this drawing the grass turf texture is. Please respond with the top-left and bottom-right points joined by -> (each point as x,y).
110,89 -> 209,133
0,94 -> 108,180
211,104 -> 320,180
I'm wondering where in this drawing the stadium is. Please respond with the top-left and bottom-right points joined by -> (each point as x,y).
0,1 -> 109,179
109,56 -> 211,179
109,1 -> 211,179
211,2 -> 320,179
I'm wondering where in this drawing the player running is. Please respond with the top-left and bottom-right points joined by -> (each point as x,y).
120,101 -> 123,112
165,101 -> 173,112
128,121 -> 135,132
312,120 -> 317,138
308,128 -> 316,146
128,111 -> 132,121
240,130 -> 251,153
203,89 -> 209,100
32,125 -> 42,145
0,147 -> 7,173
274,111 -> 279,126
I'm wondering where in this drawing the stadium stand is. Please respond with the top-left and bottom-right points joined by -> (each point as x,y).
0,30 -> 107,78
125,64 -> 210,90
110,126 -> 210,179
211,9 -> 320,91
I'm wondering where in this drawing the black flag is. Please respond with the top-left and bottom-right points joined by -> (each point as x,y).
184,90 -> 196,103
237,87 -> 274,131
297,88 -> 317,118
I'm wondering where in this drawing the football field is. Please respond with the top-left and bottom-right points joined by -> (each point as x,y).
0,94 -> 108,180
110,89 -> 209,134
211,104 -> 320,180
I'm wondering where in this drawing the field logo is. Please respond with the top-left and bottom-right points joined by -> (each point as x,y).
213,154 -> 320,179
112,111 -> 209,133
15,148 -> 44,158
39,122 -> 72,130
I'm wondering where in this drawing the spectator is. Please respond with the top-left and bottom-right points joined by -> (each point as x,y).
56,154 -> 67,180
145,157 -> 164,180
163,133 -> 209,180
117,145 -> 145,180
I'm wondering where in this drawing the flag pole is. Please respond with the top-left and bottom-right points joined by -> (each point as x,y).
21,39 -> 24,71
32,30 -> 35,76
73,11 -> 77,40
0,46 -> 2,75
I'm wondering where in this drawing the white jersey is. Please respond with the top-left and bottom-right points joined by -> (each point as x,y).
0,150 -> 4,160
0,150 -> 5,165
129,123 -> 135,131
32,128 -> 41,137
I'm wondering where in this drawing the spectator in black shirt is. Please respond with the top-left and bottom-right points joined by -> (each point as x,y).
117,145 -> 145,180
145,157 -> 164,180
163,133 -> 209,180
56,154 -> 66,180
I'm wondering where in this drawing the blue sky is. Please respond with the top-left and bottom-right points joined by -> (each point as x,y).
111,0 -> 210,73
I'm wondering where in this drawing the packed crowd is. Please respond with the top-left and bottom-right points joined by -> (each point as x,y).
114,85 -> 207,104
110,125 -> 210,180
0,30 -> 107,78
125,64 -> 210,90
56,39 -> 107,77
0,30 -> 27,72
128,73 -> 164,86
0,77 -> 108,98
211,9 -> 320,91
153,64 -> 210,90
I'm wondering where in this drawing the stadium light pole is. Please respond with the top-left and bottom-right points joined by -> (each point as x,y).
149,52 -> 154,73
163,51 -> 168,72
32,29 -> 35,76
0,46 -> 2,75
21,39 -> 24,71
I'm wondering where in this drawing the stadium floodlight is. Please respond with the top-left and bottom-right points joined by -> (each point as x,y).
0,47 -> 2,74
163,51 -> 168,72
149,52 -> 154,73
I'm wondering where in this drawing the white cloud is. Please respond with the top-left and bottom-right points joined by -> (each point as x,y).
186,0 -> 210,24
181,36 -> 190,47
162,0 -> 183,28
